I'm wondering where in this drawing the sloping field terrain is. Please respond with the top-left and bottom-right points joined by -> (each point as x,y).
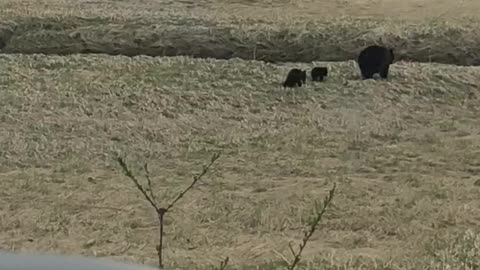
1,0 -> 480,64
0,0 -> 480,269
0,53 -> 479,269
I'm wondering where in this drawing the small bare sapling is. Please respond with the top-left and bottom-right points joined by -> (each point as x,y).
115,152 -> 221,269
286,183 -> 336,270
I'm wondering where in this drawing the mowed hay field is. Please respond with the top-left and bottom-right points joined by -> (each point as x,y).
0,0 -> 480,270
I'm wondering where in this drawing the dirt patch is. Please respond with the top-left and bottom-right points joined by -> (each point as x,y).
0,23 -> 15,50
2,16 -> 480,65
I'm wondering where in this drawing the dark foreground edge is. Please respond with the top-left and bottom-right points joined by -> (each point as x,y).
0,251 -> 158,270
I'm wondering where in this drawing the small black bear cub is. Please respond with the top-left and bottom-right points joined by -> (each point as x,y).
311,67 -> 328,81
283,68 -> 306,88
357,45 -> 394,80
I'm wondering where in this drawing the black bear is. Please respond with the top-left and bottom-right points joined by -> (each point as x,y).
283,68 -> 307,88
311,67 -> 328,81
357,45 -> 394,80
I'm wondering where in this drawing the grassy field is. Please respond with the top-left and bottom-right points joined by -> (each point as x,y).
0,0 -> 480,270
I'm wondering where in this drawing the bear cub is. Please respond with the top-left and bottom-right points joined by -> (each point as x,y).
357,45 -> 394,80
311,67 -> 328,82
283,68 -> 307,88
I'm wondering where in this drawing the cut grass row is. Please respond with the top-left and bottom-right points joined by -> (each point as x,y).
2,13 -> 480,65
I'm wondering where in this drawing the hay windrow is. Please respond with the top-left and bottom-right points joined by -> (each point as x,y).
2,14 -> 480,65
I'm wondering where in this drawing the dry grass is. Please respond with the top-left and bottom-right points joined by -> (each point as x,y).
2,0 -> 480,64
0,53 -> 479,269
0,0 -> 480,269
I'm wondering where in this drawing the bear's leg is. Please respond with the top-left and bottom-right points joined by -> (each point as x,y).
379,65 -> 390,79
361,69 -> 374,80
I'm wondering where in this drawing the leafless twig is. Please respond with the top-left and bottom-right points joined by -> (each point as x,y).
287,183 -> 336,270
165,153 -> 220,211
144,163 -> 158,205
217,256 -> 229,270
116,156 -> 159,212
115,152 -> 221,269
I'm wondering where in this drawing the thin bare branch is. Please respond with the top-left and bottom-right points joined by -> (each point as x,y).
165,152 -> 221,211
115,155 -> 159,212
115,152 -> 221,269
288,182 -> 336,270
144,162 -> 158,205
218,256 -> 229,270
288,242 -> 296,258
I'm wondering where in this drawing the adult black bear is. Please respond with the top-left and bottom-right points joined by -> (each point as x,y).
311,67 -> 328,81
283,68 -> 307,88
357,45 -> 394,80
